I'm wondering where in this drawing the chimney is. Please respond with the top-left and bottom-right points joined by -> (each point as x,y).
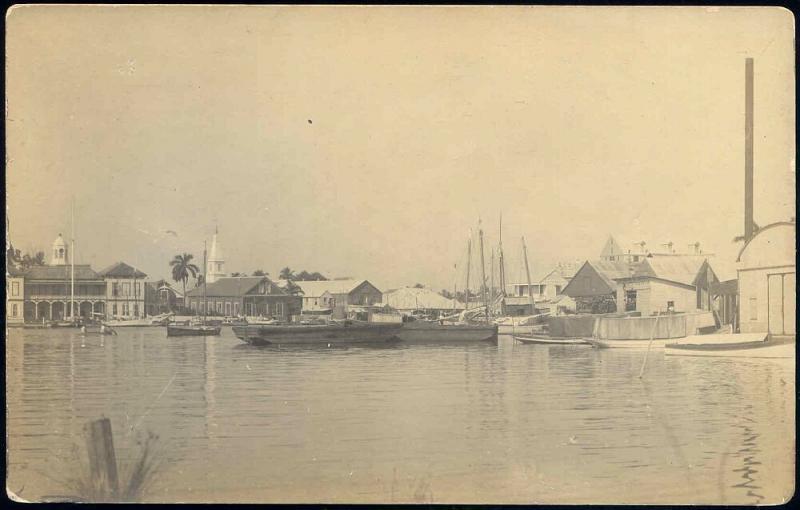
745,58 -> 754,242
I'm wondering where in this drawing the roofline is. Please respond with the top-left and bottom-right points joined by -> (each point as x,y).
735,221 -> 796,262
618,275 -> 697,291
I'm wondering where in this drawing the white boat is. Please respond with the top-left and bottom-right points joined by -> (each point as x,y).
494,314 -> 549,335
104,313 -> 172,327
664,333 -> 795,359
585,337 -> 675,349
513,334 -> 588,345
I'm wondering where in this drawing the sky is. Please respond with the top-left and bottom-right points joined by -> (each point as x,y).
6,5 -> 795,291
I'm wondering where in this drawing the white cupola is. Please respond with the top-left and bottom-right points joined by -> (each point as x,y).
51,233 -> 68,265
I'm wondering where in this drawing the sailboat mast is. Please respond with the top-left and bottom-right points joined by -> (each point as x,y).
490,249 -> 495,314
498,214 -> 506,309
70,199 -> 75,321
522,236 -> 535,314
464,233 -> 472,311
453,263 -> 458,312
203,241 -> 208,323
478,223 -> 488,319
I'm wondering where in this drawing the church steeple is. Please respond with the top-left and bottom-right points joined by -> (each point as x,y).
207,227 -> 226,283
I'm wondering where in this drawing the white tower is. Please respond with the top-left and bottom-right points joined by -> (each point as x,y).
207,227 -> 226,283
51,233 -> 68,265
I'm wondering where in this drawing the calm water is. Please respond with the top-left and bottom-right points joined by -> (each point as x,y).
6,327 -> 795,504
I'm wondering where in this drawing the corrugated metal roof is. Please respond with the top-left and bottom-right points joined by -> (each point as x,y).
591,259 -> 640,282
294,279 -> 373,297
22,264 -> 103,281
186,276 -> 286,297
634,256 -> 706,286
383,287 -> 463,310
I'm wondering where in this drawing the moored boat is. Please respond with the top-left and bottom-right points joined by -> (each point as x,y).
664,333 -> 795,359
105,313 -> 172,327
396,320 -> 498,344
167,324 -> 222,337
232,320 -> 402,346
513,334 -> 588,345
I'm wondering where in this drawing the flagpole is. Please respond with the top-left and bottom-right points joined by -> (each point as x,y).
70,199 -> 75,321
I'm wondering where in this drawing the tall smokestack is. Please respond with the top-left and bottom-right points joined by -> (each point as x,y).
745,57 -> 754,242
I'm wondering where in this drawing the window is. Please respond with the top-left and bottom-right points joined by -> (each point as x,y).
667,300 -> 675,312
226,302 -> 232,316
123,303 -> 129,315
265,303 -> 271,316
134,304 -> 139,316
112,283 -> 119,296
216,302 -> 223,314
625,290 -> 637,312
555,285 -> 562,294
134,282 -> 141,296
275,302 -> 283,316
113,304 -> 118,315
11,282 -> 19,296
191,301 -> 197,311
12,304 -> 18,317
633,255 -> 640,262
749,297 -> 758,320
234,302 -> 240,316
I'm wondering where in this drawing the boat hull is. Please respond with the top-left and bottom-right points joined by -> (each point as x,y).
497,325 -> 538,335
514,335 -> 588,345
665,334 -> 795,359
167,325 -> 222,337
232,322 -> 402,346
585,338 -> 673,349
396,322 -> 498,344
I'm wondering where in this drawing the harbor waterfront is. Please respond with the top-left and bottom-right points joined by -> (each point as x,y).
6,326 -> 794,504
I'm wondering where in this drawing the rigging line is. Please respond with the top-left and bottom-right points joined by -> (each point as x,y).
129,373 -> 178,434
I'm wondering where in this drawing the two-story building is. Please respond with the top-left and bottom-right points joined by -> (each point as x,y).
100,262 -> 148,319
6,266 -> 25,325
185,276 -> 301,320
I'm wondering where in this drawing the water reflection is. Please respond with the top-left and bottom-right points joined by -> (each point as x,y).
5,328 -> 795,504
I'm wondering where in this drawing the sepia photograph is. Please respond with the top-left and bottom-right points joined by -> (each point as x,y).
4,4 -> 796,504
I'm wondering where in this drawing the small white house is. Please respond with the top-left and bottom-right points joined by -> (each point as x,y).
736,222 -> 795,335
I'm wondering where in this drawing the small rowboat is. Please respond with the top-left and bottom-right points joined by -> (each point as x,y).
513,334 -> 588,345
664,333 -> 795,359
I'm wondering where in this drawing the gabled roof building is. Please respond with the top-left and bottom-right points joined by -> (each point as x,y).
185,276 -> 301,319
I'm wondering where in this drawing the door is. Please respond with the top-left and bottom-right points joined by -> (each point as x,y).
783,273 -> 796,335
767,272 -> 796,335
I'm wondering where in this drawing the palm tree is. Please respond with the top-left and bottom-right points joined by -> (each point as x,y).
170,253 -> 199,309
279,267 -> 295,281
252,269 -> 267,276
284,280 -> 304,296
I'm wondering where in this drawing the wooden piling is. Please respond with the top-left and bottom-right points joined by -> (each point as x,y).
84,417 -> 120,498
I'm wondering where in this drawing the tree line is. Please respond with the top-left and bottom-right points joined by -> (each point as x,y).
169,254 -> 327,299
6,244 -> 46,271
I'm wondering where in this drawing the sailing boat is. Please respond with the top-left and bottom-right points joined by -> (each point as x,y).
494,235 -> 549,335
167,240 -> 222,337
395,223 -> 498,344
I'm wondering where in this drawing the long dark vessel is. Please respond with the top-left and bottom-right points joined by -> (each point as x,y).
167,323 -> 222,337
232,321 -> 402,346
396,320 -> 498,343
